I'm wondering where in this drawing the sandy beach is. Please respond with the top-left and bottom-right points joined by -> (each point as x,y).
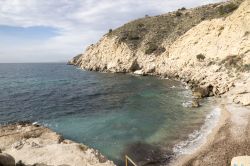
173,95 -> 250,166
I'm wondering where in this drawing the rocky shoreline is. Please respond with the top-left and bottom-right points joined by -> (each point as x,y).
172,95 -> 250,166
0,122 -> 115,166
67,0 -> 250,165
69,0 -> 250,107
1,0 -> 249,166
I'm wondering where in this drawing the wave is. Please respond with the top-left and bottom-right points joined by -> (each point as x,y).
173,107 -> 221,155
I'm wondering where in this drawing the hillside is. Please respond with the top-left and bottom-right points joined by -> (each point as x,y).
69,0 -> 250,106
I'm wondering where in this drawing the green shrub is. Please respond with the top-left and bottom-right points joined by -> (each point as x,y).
220,55 -> 246,71
207,61 -> 216,66
219,3 -> 238,15
109,29 -> 112,33
242,64 -> 250,72
110,1 -> 239,51
219,26 -> 224,31
127,33 -> 140,40
119,32 -> 129,42
221,55 -> 241,67
145,43 -> 158,54
154,47 -> 166,56
244,31 -> 250,36
176,11 -> 182,17
137,23 -> 145,28
196,54 -> 206,61
119,31 -> 140,41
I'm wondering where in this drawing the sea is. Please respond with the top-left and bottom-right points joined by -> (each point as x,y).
0,63 -> 220,165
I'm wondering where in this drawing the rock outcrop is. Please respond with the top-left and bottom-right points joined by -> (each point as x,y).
70,0 -> 250,106
0,122 -> 115,166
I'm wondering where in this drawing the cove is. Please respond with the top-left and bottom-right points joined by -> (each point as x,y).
0,63 -> 214,165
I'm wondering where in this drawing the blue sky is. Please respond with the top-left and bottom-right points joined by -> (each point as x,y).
0,0 -> 225,63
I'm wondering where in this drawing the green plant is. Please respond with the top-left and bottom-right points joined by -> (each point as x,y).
127,32 -> 140,40
219,26 -> 224,31
196,54 -> 206,61
109,29 -> 112,33
145,43 -> 158,54
221,55 -> 241,66
220,55 -> 245,71
154,47 -> 166,56
137,23 -> 145,28
219,3 -> 238,15
176,11 -> 182,17
207,61 -> 216,66
109,1 -> 238,51
244,31 -> 250,37
242,64 -> 250,71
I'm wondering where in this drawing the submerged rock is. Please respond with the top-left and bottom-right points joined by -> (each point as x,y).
192,99 -> 200,108
123,142 -> 173,166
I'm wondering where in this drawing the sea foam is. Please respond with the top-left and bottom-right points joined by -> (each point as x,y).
173,107 -> 221,155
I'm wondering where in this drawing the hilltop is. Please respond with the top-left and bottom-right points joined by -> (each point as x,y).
69,0 -> 249,107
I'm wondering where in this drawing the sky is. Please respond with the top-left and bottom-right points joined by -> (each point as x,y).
0,0 -> 225,63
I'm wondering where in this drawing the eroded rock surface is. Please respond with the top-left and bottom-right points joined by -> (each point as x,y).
0,122 -> 115,166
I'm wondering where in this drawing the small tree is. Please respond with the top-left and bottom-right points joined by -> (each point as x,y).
196,54 -> 206,61
109,29 -> 112,33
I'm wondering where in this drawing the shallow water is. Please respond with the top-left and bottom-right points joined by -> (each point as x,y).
0,63 -> 215,165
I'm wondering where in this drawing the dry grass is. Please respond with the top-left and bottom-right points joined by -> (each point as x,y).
107,1 -> 242,54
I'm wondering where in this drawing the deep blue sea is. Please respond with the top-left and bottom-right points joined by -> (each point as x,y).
0,63 -> 217,165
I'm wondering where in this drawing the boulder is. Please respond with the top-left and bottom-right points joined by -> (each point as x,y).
134,70 -> 146,76
192,87 -> 209,98
0,153 -> 15,166
192,99 -> 200,108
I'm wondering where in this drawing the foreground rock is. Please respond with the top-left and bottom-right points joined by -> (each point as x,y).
0,153 -> 15,166
0,122 -> 115,166
70,0 -> 249,106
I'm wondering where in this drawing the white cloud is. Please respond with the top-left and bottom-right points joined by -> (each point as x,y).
0,0 -> 225,63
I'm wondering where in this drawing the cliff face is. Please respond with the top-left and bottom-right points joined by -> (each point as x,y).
70,0 -> 250,106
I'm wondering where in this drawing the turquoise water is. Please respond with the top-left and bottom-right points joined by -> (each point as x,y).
0,63 -> 214,165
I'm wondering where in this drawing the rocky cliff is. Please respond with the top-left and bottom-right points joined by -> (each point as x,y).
0,122 -> 115,166
70,0 -> 250,106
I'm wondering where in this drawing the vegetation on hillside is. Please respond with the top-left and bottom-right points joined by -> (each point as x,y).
220,55 -> 250,72
196,54 -> 206,61
107,1 -> 242,55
